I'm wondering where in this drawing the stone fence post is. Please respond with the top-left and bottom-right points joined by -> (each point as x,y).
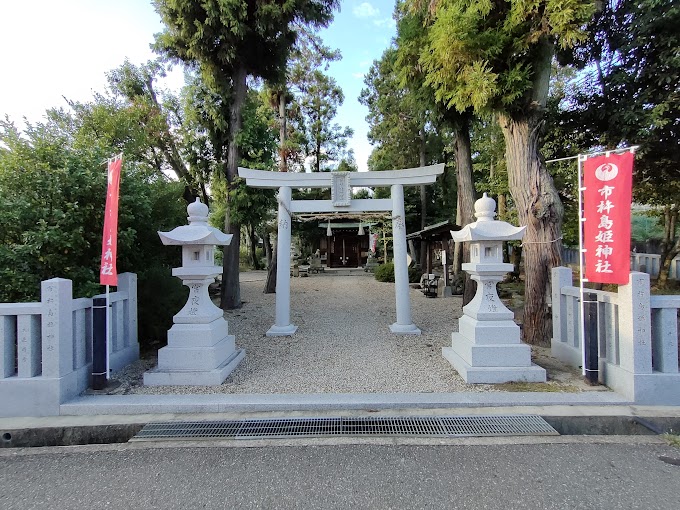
551,267 -> 572,345
617,272 -> 652,375
40,278 -> 73,378
117,272 -> 138,348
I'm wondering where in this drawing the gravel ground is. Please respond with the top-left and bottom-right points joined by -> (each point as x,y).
113,271 -> 593,395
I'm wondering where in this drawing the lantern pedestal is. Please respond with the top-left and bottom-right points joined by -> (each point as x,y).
443,265 -> 546,383
144,326 -> 244,386
144,277 -> 245,386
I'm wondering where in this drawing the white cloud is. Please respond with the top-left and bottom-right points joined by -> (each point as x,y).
373,18 -> 396,29
352,72 -> 365,79
353,138 -> 373,172
353,2 -> 379,18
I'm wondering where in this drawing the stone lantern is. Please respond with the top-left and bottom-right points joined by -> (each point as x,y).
443,193 -> 546,383
144,198 -> 244,386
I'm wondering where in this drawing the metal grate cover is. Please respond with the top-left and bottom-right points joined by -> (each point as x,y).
131,415 -> 557,441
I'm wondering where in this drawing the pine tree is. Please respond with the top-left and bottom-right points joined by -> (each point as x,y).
153,0 -> 338,309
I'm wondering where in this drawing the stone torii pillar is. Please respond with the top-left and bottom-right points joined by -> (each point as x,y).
238,164 -> 445,337
269,186 -> 297,336
390,184 -> 419,334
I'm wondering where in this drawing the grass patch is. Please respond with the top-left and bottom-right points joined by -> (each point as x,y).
651,279 -> 680,295
494,381 -> 581,393
662,433 -> 680,448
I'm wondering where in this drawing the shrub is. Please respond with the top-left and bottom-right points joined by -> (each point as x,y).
136,265 -> 188,353
374,262 -> 421,284
408,266 -> 421,283
374,262 -> 395,282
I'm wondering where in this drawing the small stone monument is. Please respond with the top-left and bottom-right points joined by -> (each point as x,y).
443,193 -> 546,383
144,198 -> 244,386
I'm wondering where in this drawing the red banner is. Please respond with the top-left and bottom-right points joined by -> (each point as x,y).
100,157 -> 122,286
583,152 -> 634,284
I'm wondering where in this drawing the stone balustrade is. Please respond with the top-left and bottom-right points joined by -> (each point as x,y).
0,273 -> 138,417
551,267 -> 680,404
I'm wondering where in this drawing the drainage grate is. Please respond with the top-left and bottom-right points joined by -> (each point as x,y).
131,415 -> 557,441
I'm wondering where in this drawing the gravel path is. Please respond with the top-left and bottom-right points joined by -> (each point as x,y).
115,271 -> 589,395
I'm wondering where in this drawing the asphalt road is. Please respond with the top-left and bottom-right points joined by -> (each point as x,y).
1,440 -> 679,509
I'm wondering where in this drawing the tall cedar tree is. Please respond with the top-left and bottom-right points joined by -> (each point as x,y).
264,31 -> 341,293
412,0 -> 594,344
394,2 -> 477,304
289,35 -> 353,173
153,0 -> 338,309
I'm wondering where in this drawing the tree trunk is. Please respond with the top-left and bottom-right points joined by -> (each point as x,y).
248,224 -> 261,270
265,246 -> 277,293
220,65 -> 248,310
419,129 -> 427,270
263,230 -> 273,262
315,127 -> 321,172
453,200 -> 462,276
265,90 -> 288,293
278,92 -> 288,173
658,205 -> 678,287
659,243 -> 680,288
511,243 -> 522,276
498,112 -> 563,345
454,117 -> 476,306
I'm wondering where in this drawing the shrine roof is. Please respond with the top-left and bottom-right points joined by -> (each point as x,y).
406,220 -> 461,240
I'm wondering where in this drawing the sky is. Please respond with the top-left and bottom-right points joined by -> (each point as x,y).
0,1 -> 398,172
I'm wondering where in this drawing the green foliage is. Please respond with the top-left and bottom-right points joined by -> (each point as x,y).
564,0 -> 680,208
0,107 -> 188,348
631,213 -> 665,242
153,0 -> 340,306
289,32 -> 354,172
409,265 -> 422,283
374,262 -> 421,283
374,262 -> 395,282
153,0 -> 339,89
136,265 -> 188,352
662,433 -> 680,448
360,43 -> 451,232
415,0 -> 595,115
208,89 -> 278,270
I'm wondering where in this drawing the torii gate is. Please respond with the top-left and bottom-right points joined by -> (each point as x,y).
238,164 -> 445,337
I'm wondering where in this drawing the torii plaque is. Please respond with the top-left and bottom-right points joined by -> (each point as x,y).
238,164 -> 445,336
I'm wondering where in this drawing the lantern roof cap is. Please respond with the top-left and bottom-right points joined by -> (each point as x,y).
158,199 -> 232,246
450,193 -> 526,242
187,197 -> 209,223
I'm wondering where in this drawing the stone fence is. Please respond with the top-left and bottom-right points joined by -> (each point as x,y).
0,273 -> 138,417
561,248 -> 680,280
551,267 -> 680,404
630,252 -> 680,279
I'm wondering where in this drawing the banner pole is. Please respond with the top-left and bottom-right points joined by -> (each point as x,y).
546,145 -> 639,164
577,154 -> 588,377
106,284 -> 111,380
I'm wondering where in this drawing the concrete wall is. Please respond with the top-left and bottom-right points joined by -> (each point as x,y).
551,267 -> 680,405
0,273 -> 139,417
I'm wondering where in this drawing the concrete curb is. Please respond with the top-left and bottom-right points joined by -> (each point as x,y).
58,391 -> 631,416
2,404 -> 680,449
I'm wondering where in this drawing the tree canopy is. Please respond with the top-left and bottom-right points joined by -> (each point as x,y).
153,0 -> 339,309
